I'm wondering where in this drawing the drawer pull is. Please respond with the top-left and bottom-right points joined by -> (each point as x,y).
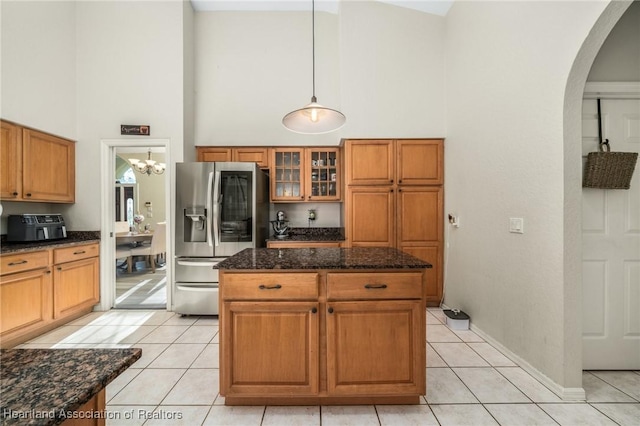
328,307 -> 334,314
311,307 -> 317,314
8,260 -> 28,266
259,284 -> 282,290
364,284 -> 388,290
73,250 -> 86,255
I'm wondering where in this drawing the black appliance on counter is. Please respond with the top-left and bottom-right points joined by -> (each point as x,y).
7,214 -> 67,242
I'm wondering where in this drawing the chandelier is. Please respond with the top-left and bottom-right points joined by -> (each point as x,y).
129,149 -> 166,176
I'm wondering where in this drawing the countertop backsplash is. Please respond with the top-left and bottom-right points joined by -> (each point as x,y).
270,202 -> 342,228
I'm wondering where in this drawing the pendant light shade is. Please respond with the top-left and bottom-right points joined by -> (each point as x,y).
282,96 -> 346,134
282,0 -> 345,134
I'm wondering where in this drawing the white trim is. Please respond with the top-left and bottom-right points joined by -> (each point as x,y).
468,323 -> 586,401
99,139 -> 173,312
583,81 -> 640,99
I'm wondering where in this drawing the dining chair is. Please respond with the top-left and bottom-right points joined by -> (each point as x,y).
130,222 -> 166,273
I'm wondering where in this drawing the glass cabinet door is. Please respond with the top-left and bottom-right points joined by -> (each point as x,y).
271,148 -> 305,201
306,148 -> 340,201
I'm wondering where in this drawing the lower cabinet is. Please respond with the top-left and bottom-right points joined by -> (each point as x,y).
326,300 -> 423,395
0,267 -> 53,339
219,270 -> 426,404
221,301 -> 319,396
0,243 -> 100,348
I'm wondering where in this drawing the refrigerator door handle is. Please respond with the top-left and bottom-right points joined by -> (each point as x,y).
206,171 -> 214,247
212,170 -> 221,247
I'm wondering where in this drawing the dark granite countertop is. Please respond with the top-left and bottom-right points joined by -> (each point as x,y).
217,247 -> 432,270
0,348 -> 141,426
266,227 -> 345,242
0,231 -> 100,255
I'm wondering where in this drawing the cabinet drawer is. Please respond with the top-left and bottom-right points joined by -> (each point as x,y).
53,243 -> 99,264
327,272 -> 423,300
0,251 -> 50,276
222,273 -> 318,300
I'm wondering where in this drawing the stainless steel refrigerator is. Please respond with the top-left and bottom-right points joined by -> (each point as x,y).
174,162 -> 269,315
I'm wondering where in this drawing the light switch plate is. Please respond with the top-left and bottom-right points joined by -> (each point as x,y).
509,218 -> 524,234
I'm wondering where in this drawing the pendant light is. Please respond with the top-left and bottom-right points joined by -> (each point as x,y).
282,0 -> 345,134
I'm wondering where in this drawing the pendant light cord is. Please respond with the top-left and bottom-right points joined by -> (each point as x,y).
312,0 -> 316,101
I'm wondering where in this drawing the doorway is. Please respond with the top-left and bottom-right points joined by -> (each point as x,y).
581,93 -> 640,369
100,139 -> 171,312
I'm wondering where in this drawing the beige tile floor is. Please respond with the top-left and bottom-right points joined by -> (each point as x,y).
19,308 -> 640,425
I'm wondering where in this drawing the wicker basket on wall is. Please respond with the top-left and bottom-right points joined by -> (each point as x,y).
583,142 -> 638,189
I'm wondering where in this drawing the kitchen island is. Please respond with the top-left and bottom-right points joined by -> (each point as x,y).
217,247 -> 431,406
0,348 -> 141,425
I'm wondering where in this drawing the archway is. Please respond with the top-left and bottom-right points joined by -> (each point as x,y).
563,0 -> 634,389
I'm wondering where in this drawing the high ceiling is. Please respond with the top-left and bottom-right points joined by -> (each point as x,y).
190,0 -> 454,16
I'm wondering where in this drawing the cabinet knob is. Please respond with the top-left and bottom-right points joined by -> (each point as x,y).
399,180 -> 402,184
12,192 -> 18,196
300,195 -> 304,199
311,307 -> 317,314
390,189 -> 394,193
26,193 -> 32,197
57,266 -> 62,271
390,179 -> 394,183
398,188 -> 402,192
328,307 -> 334,314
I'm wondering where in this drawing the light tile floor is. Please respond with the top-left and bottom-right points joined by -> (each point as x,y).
19,308 -> 640,425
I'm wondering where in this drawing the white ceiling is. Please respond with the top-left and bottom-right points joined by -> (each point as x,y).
190,0 -> 454,16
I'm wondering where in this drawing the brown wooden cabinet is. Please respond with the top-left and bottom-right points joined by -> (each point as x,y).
343,139 -> 444,305
0,120 -> 75,203
0,243 -> 100,348
0,120 -> 22,199
0,256 -> 53,343
196,146 -> 270,169
325,272 -> 424,398
219,269 -> 425,405
53,245 -> 100,319
271,147 -> 341,202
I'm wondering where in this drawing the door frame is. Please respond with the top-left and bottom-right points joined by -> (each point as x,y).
99,138 -> 172,311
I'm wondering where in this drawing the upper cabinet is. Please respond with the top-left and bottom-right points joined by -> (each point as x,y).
1,120 -> 75,203
196,146 -> 270,169
271,147 -> 341,203
344,139 -> 443,186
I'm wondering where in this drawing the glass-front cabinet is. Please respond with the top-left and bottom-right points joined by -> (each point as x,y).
271,147 -> 341,202
272,148 -> 304,201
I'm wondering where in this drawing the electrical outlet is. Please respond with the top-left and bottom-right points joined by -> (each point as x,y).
308,209 -> 316,221
448,214 -> 460,228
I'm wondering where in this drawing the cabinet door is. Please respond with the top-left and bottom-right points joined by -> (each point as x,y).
326,300 -> 424,395
396,139 -> 443,185
221,301 -> 319,396
396,186 -> 443,246
0,121 -> 21,200
271,148 -> 305,201
346,186 -> 395,247
53,257 -> 99,319
22,128 -> 75,202
306,147 -> 341,201
344,140 -> 394,186
233,148 -> 270,169
0,268 -> 52,339
401,245 -> 441,303
197,147 -> 232,162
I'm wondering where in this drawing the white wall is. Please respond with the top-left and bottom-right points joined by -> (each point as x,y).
339,1 -> 446,138
0,1 -> 76,138
193,2 -> 446,147
443,0 -> 610,393
73,0 -> 186,231
194,10 -> 342,146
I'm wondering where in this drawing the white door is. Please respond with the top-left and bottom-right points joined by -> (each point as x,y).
582,98 -> 640,370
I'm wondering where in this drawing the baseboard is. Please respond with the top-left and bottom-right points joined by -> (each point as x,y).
438,304 -> 586,401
